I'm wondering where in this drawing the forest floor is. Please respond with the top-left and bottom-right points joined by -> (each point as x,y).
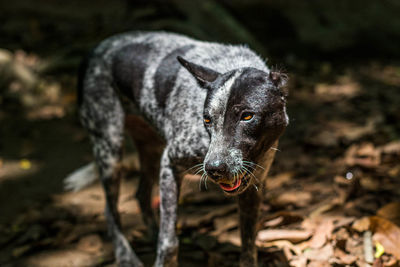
1,1 -> 400,266
1,48 -> 400,267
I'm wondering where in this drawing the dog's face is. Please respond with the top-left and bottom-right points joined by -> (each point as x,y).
178,57 -> 288,195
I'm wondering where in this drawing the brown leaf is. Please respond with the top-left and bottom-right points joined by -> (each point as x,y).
267,172 -> 294,190
217,229 -> 241,247
333,248 -> 357,265
370,216 -> 400,259
76,234 -> 103,254
344,143 -> 381,168
263,211 -> 303,228
304,243 -> 334,261
178,204 -> 236,228
255,240 -> 302,256
210,214 -> 238,236
309,218 -> 334,249
257,229 -> 312,243
352,217 -> 370,232
380,141 -> 400,155
274,191 -> 312,208
377,202 -> 400,227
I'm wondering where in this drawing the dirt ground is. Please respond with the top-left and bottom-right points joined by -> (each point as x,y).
1,1 -> 400,266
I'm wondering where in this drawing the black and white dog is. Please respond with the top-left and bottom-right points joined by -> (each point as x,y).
67,31 -> 288,267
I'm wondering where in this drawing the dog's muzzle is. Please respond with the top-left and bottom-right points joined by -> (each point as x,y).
205,159 -> 244,193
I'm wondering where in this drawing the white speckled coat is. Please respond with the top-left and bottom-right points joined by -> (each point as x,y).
77,31 -> 288,267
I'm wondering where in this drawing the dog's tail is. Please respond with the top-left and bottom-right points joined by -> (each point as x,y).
64,162 -> 98,192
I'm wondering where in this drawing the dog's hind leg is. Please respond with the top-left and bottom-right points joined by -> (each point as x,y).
125,115 -> 165,240
154,148 -> 181,267
80,67 -> 143,267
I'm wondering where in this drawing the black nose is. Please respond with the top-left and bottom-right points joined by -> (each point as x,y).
205,160 -> 227,180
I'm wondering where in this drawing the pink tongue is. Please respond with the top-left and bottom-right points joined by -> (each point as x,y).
219,179 -> 241,191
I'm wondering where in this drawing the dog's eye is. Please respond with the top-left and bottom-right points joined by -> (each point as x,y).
204,116 -> 211,124
241,112 -> 254,121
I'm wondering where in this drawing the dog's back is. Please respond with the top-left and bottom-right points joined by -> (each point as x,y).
80,32 -> 267,155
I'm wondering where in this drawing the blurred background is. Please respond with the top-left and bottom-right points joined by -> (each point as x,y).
1,0 -> 400,266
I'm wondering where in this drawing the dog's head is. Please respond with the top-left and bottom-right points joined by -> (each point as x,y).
178,56 -> 288,195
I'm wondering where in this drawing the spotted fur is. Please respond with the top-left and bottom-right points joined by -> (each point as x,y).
78,31 -> 288,267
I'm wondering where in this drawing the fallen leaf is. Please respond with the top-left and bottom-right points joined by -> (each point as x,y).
263,211 -> 303,228
377,202 -> 400,227
210,214 -> 238,236
19,159 -> 31,170
257,229 -> 312,243
267,172 -> 294,190
333,248 -> 357,265
309,218 -> 334,249
274,191 -> 312,207
374,242 -> 385,258
370,216 -> 400,258
380,140 -> 400,155
256,240 -> 302,256
217,229 -> 241,246
178,204 -> 236,228
304,244 -> 334,261
344,143 -> 381,168
76,234 -> 103,254
352,217 -> 370,232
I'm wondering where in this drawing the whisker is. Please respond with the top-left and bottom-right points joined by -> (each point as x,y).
243,161 -> 265,170
242,163 -> 256,171
242,166 -> 260,183
253,184 -> 259,191
270,147 -> 281,152
185,163 -> 204,173
204,174 -> 209,190
199,173 -> 206,191
194,167 -> 204,175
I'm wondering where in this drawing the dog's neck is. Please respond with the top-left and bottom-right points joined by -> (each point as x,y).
253,140 -> 279,186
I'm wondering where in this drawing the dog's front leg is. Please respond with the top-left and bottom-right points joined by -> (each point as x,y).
238,186 -> 262,267
155,149 -> 180,267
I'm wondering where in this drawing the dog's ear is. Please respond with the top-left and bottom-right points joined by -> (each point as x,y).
177,56 -> 220,87
269,70 -> 289,97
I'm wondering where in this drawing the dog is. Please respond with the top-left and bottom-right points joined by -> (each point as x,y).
67,31 -> 288,267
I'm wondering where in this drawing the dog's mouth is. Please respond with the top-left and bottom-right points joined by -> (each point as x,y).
217,173 -> 250,194
219,178 -> 242,192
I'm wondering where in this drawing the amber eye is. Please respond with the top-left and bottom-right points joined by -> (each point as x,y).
204,116 -> 211,124
241,112 -> 254,121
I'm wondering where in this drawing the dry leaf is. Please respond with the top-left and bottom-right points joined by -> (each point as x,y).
210,214 -> 238,236
309,218 -> 334,249
76,234 -> 103,254
263,211 -> 303,228
275,191 -> 312,208
345,143 -> 381,168
352,217 -> 370,232
377,202 -> 400,227
304,243 -> 334,261
257,229 -> 312,243
370,216 -> 400,259
267,172 -> 294,190
333,248 -> 357,265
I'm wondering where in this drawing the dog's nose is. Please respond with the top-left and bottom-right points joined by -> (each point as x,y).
205,160 -> 227,180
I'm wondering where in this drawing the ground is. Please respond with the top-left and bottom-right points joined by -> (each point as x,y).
1,1 -> 400,266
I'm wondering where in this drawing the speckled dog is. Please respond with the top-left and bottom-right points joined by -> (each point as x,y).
76,31 -> 288,267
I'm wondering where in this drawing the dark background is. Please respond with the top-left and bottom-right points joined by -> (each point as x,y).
1,0 -> 400,266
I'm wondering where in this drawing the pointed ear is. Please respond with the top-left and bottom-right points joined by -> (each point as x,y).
269,70 -> 289,97
177,56 -> 220,86
269,71 -> 288,88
